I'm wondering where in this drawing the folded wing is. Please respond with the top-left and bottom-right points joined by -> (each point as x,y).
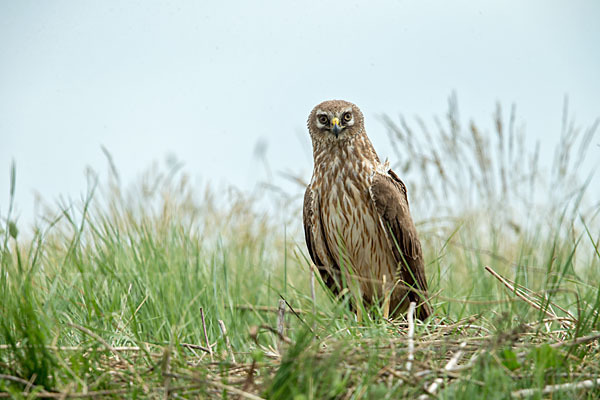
369,169 -> 432,319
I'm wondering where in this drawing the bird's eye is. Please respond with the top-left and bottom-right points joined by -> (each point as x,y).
343,112 -> 352,122
318,115 -> 328,125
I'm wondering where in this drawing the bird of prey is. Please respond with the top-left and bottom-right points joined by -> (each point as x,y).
303,100 -> 432,320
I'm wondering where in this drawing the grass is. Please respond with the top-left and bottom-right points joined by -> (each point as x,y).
1,98 -> 600,399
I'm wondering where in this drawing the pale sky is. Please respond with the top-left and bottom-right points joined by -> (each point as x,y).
1,1 -> 599,224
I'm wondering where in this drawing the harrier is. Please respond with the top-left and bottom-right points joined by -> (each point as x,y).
303,100 -> 432,320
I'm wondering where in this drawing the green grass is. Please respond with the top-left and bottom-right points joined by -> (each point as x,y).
1,100 -> 599,398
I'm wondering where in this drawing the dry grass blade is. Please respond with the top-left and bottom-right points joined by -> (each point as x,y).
218,319 -> 236,364
511,378 -> 600,398
179,342 -> 212,354
277,299 -> 286,353
0,374 -> 36,387
406,301 -> 416,373
200,307 -> 213,361
484,266 -> 575,329
490,272 -> 577,321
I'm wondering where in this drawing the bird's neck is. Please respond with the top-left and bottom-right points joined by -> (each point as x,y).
312,132 -> 381,176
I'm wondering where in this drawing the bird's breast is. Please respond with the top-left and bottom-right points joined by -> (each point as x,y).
315,159 -> 388,269
310,150 -> 398,299
317,159 -> 374,225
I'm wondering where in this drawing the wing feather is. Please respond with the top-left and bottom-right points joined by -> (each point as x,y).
303,186 -> 342,297
369,169 -> 432,319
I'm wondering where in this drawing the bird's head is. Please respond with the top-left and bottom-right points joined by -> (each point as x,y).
307,100 -> 364,143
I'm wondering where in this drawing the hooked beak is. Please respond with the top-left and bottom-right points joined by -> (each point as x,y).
331,117 -> 342,137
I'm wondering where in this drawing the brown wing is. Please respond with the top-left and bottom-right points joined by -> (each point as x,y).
369,169 -> 432,319
303,186 -> 343,297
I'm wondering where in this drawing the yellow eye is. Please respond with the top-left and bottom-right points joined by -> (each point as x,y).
343,112 -> 352,122
318,115 -> 328,125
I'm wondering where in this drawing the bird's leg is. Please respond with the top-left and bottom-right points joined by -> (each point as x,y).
354,285 -> 364,323
382,275 -> 391,319
356,305 -> 363,323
